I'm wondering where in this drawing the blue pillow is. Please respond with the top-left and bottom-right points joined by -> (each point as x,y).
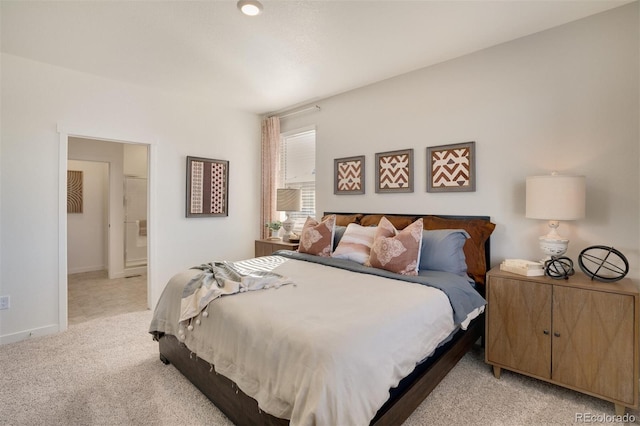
419,229 -> 470,279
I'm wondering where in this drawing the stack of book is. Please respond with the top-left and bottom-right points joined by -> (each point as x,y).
500,259 -> 544,276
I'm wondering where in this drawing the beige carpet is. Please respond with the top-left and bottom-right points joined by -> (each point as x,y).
0,309 -> 636,425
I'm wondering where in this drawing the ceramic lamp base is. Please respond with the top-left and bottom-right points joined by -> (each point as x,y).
539,236 -> 569,262
282,215 -> 295,242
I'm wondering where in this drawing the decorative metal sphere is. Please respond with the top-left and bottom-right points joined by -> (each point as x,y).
578,246 -> 629,282
544,256 -> 575,280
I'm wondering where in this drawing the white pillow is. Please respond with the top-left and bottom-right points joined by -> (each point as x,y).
331,223 -> 377,264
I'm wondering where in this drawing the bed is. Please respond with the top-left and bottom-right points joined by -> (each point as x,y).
150,213 -> 495,425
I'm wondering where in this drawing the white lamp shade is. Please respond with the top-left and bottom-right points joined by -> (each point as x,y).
276,188 -> 302,212
526,174 -> 586,220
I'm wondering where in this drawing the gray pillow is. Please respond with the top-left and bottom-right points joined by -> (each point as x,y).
332,226 -> 347,250
419,229 -> 469,278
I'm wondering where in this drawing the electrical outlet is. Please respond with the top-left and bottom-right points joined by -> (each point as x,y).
0,296 -> 10,310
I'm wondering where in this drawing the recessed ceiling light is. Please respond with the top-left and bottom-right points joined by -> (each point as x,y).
237,0 -> 263,16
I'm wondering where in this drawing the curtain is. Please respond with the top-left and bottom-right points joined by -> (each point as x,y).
260,116 -> 280,239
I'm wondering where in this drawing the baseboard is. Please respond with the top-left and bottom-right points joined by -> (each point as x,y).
68,265 -> 105,275
108,266 -> 147,279
124,266 -> 147,276
126,257 -> 147,267
0,323 -> 59,345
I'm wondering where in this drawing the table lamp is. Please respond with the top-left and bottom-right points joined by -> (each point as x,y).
526,173 -> 585,261
276,188 -> 302,242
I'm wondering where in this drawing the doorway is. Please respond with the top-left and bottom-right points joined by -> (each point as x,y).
65,136 -> 150,326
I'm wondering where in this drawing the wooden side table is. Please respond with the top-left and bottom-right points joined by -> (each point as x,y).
485,266 -> 639,415
255,239 -> 299,257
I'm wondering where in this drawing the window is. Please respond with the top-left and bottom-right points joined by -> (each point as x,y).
278,128 -> 316,229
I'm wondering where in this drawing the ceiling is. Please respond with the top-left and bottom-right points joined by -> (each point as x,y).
0,1 -> 632,114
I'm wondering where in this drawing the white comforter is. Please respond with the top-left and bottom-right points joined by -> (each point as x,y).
151,257 -> 458,426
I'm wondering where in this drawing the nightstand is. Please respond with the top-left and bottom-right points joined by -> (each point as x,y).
255,239 -> 299,257
485,266 -> 639,415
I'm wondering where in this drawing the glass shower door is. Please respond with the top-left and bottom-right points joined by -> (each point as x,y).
124,176 -> 147,269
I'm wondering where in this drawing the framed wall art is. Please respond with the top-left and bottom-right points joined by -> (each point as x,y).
186,156 -> 229,217
375,149 -> 414,193
67,170 -> 83,213
334,155 -> 365,195
427,141 -> 476,192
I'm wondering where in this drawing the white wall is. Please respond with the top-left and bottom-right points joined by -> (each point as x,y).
124,144 -> 148,177
0,54 -> 261,343
67,159 -> 109,274
281,4 -> 639,281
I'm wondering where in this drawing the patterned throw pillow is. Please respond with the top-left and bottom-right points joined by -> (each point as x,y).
332,223 -> 377,264
367,217 -> 423,275
298,215 -> 336,257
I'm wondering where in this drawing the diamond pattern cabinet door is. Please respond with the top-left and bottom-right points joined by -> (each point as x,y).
552,286 -> 635,405
486,277 -> 552,379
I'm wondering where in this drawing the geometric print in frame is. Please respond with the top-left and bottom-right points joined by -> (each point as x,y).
334,155 -> 365,195
375,149 -> 414,193
67,170 -> 83,213
427,141 -> 476,193
186,156 -> 229,217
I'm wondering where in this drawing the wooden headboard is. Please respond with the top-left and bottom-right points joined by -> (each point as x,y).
323,212 -> 495,286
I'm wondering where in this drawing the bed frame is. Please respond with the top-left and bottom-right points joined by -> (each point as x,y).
157,213 -> 492,425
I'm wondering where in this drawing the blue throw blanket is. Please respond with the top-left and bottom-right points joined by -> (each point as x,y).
275,250 -> 486,327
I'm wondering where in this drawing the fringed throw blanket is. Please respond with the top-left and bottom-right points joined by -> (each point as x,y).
179,259 -> 293,324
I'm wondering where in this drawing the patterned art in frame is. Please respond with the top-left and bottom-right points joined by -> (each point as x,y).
375,149 -> 414,193
427,141 -> 476,192
67,170 -> 83,213
186,156 -> 229,217
334,155 -> 365,195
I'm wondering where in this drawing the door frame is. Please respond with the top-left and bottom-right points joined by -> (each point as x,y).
58,126 -> 156,332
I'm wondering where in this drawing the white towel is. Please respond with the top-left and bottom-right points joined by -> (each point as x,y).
136,220 -> 147,247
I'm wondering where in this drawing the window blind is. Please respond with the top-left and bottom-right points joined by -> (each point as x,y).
279,129 -> 316,228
